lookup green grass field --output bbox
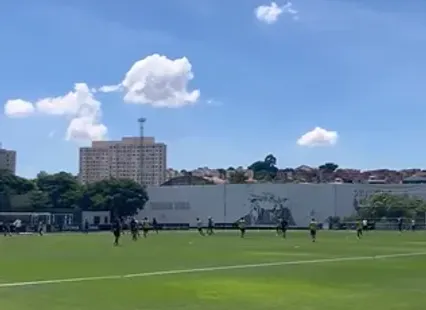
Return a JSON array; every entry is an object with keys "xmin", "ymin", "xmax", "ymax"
[{"xmin": 1, "ymin": 230, "xmax": 425, "ymax": 310}]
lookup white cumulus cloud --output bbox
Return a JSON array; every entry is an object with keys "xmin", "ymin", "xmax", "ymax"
[
  {"xmin": 66, "ymin": 116, "xmax": 107, "ymax": 142},
  {"xmin": 4, "ymin": 99, "xmax": 35, "ymax": 118},
  {"xmin": 99, "ymin": 54, "xmax": 200, "ymax": 107},
  {"xmin": 255, "ymin": 2, "xmax": 299, "ymax": 24},
  {"xmin": 297, "ymin": 127, "xmax": 338, "ymax": 147},
  {"xmin": 36, "ymin": 83, "xmax": 107, "ymax": 141},
  {"xmin": 3, "ymin": 83, "xmax": 107, "ymax": 142}
]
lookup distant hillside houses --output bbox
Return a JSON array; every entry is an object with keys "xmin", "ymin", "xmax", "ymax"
[{"xmin": 164, "ymin": 166, "xmax": 426, "ymax": 185}]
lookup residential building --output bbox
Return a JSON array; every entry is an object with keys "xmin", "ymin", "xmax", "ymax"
[
  {"xmin": 165, "ymin": 167, "xmax": 254, "ymax": 183},
  {"xmin": 79, "ymin": 137, "xmax": 166, "ymax": 186},
  {"xmin": 0, "ymin": 144, "xmax": 16, "ymax": 174}
]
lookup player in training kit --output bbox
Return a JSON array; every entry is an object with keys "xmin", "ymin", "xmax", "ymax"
[
  {"xmin": 411, "ymin": 219, "xmax": 416, "ymax": 231},
  {"xmin": 356, "ymin": 220, "xmax": 363, "ymax": 239},
  {"xmin": 142, "ymin": 217, "xmax": 150, "ymax": 238},
  {"xmin": 152, "ymin": 218, "xmax": 159, "ymax": 234},
  {"xmin": 309, "ymin": 218, "xmax": 317, "ymax": 242},
  {"xmin": 37, "ymin": 221, "xmax": 44, "ymax": 236},
  {"xmin": 362, "ymin": 219, "xmax": 368, "ymax": 232},
  {"xmin": 238, "ymin": 217, "xmax": 246, "ymax": 238},
  {"xmin": 397, "ymin": 217, "xmax": 403, "ymax": 233},
  {"xmin": 276, "ymin": 219, "xmax": 282, "ymax": 236},
  {"xmin": 112, "ymin": 219, "xmax": 122, "ymax": 246},
  {"xmin": 207, "ymin": 217, "xmax": 214, "ymax": 236},
  {"xmin": 280, "ymin": 218, "xmax": 288, "ymax": 238},
  {"xmin": 196, "ymin": 218, "xmax": 205, "ymax": 236},
  {"xmin": 84, "ymin": 220, "xmax": 89, "ymax": 234},
  {"xmin": 2, "ymin": 222, "xmax": 12, "ymax": 237},
  {"xmin": 130, "ymin": 218, "xmax": 139, "ymax": 241}
]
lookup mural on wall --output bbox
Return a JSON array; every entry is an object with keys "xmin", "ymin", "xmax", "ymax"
[
  {"xmin": 243, "ymin": 192, "xmax": 295, "ymax": 225},
  {"xmin": 144, "ymin": 184, "xmax": 426, "ymax": 226}
]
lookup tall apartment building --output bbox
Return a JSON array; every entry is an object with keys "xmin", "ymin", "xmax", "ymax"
[
  {"xmin": 79, "ymin": 137, "xmax": 167, "ymax": 186},
  {"xmin": 0, "ymin": 144, "xmax": 16, "ymax": 175}
]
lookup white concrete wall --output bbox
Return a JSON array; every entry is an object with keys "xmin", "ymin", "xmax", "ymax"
[
  {"xmin": 138, "ymin": 183, "xmax": 426, "ymax": 227},
  {"xmin": 82, "ymin": 211, "xmax": 111, "ymax": 226}
]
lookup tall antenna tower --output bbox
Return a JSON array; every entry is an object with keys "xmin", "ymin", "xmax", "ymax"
[{"xmin": 138, "ymin": 117, "xmax": 146, "ymax": 186}]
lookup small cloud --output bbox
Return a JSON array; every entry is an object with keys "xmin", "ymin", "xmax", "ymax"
[
  {"xmin": 4, "ymin": 99, "xmax": 35, "ymax": 117},
  {"xmin": 255, "ymin": 2, "xmax": 299, "ymax": 24},
  {"xmin": 98, "ymin": 84, "xmax": 121, "ymax": 93},
  {"xmin": 297, "ymin": 127, "xmax": 338, "ymax": 147},
  {"xmin": 206, "ymin": 99, "xmax": 223, "ymax": 106}
]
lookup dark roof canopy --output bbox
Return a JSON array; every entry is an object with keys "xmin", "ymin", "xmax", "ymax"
[
  {"xmin": 403, "ymin": 176, "xmax": 426, "ymax": 183},
  {"xmin": 160, "ymin": 175, "xmax": 215, "ymax": 186}
]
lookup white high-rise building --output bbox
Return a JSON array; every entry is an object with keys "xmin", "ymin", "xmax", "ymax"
[
  {"xmin": 79, "ymin": 137, "xmax": 167, "ymax": 186},
  {"xmin": 0, "ymin": 144, "xmax": 16, "ymax": 175}
]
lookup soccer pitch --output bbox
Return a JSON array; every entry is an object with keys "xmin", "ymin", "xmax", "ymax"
[{"xmin": 1, "ymin": 230, "xmax": 425, "ymax": 310}]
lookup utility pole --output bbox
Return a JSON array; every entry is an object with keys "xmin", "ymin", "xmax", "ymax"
[{"xmin": 138, "ymin": 118, "xmax": 146, "ymax": 186}]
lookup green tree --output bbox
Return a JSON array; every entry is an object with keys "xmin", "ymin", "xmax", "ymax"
[
  {"xmin": 28, "ymin": 190, "xmax": 50, "ymax": 210},
  {"xmin": 360, "ymin": 192, "xmax": 426, "ymax": 219},
  {"xmin": 319, "ymin": 162, "xmax": 339, "ymax": 173},
  {"xmin": 248, "ymin": 154, "xmax": 278, "ymax": 181},
  {"xmin": 0, "ymin": 170, "xmax": 35, "ymax": 210},
  {"xmin": 228, "ymin": 171, "xmax": 248, "ymax": 184},
  {"xmin": 0, "ymin": 169, "xmax": 35, "ymax": 194},
  {"xmin": 217, "ymin": 168, "xmax": 227, "ymax": 179},
  {"xmin": 35, "ymin": 172, "xmax": 82, "ymax": 209},
  {"xmin": 85, "ymin": 178, "xmax": 148, "ymax": 218},
  {"xmin": 318, "ymin": 162, "xmax": 339, "ymax": 182}
]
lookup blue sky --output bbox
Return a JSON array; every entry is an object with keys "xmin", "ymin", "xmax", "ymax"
[{"xmin": 1, "ymin": 0, "xmax": 426, "ymax": 178}]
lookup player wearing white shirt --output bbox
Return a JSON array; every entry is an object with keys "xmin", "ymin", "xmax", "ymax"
[
  {"xmin": 362, "ymin": 219, "xmax": 368, "ymax": 231},
  {"xmin": 411, "ymin": 219, "xmax": 416, "ymax": 231},
  {"xmin": 196, "ymin": 218, "xmax": 205, "ymax": 236}
]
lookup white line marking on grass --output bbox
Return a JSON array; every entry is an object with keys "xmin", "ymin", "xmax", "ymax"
[{"xmin": 1, "ymin": 251, "xmax": 425, "ymax": 289}]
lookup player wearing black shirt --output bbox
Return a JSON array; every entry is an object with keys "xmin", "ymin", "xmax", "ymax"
[
  {"xmin": 276, "ymin": 219, "xmax": 282, "ymax": 236},
  {"xmin": 84, "ymin": 220, "xmax": 89, "ymax": 234},
  {"xmin": 309, "ymin": 219, "xmax": 317, "ymax": 242},
  {"xmin": 356, "ymin": 220, "xmax": 363, "ymax": 239},
  {"xmin": 112, "ymin": 219, "xmax": 122, "ymax": 246},
  {"xmin": 397, "ymin": 217, "xmax": 403, "ymax": 233},
  {"xmin": 280, "ymin": 219, "xmax": 288, "ymax": 239},
  {"xmin": 130, "ymin": 218, "xmax": 138, "ymax": 241},
  {"xmin": 207, "ymin": 217, "xmax": 214, "ymax": 236},
  {"xmin": 238, "ymin": 218, "xmax": 246, "ymax": 238},
  {"xmin": 152, "ymin": 218, "xmax": 159, "ymax": 234},
  {"xmin": 3, "ymin": 222, "xmax": 11, "ymax": 237}
]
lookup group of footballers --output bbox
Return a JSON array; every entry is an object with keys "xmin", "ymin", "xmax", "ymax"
[
  {"xmin": 354, "ymin": 217, "xmax": 417, "ymax": 239},
  {"xmin": 2, "ymin": 220, "xmax": 45, "ymax": 237},
  {"xmin": 109, "ymin": 215, "xmax": 321, "ymax": 246},
  {"xmin": 111, "ymin": 217, "xmax": 159, "ymax": 246},
  {"xmin": 2, "ymin": 215, "xmax": 417, "ymax": 246},
  {"xmin": 110, "ymin": 215, "xmax": 421, "ymax": 246}
]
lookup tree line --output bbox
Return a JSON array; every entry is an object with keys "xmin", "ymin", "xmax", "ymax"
[
  {"xmin": 0, "ymin": 170, "xmax": 148, "ymax": 217},
  {"xmin": 359, "ymin": 192, "xmax": 426, "ymax": 220}
]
